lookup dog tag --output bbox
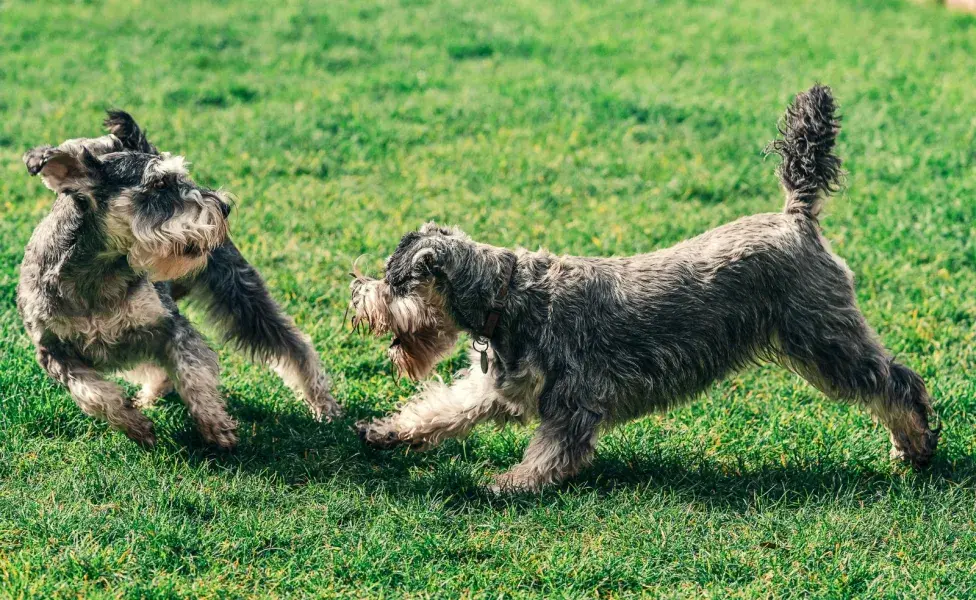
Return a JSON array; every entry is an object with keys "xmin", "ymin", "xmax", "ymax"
[{"xmin": 472, "ymin": 338, "xmax": 489, "ymax": 374}]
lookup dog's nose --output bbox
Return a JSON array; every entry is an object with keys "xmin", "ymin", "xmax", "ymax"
[{"xmin": 219, "ymin": 202, "xmax": 231, "ymax": 218}]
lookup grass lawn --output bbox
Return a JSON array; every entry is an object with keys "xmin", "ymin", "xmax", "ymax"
[{"xmin": 2, "ymin": 0, "xmax": 975, "ymax": 597}]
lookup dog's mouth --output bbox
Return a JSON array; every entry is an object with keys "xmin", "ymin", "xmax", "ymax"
[
  {"xmin": 349, "ymin": 275, "xmax": 461, "ymax": 380},
  {"xmin": 182, "ymin": 242, "xmax": 203, "ymax": 257},
  {"xmin": 384, "ymin": 331, "xmax": 414, "ymax": 361}
]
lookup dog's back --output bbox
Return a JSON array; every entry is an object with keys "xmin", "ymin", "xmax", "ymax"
[
  {"xmin": 534, "ymin": 86, "xmax": 850, "ymax": 419},
  {"xmin": 17, "ymin": 194, "xmax": 88, "ymax": 337}
]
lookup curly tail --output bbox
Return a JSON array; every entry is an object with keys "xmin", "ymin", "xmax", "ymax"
[{"xmin": 765, "ymin": 84, "xmax": 843, "ymax": 218}]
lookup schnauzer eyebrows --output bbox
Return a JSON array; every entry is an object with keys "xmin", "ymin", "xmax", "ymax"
[
  {"xmin": 146, "ymin": 155, "xmax": 189, "ymax": 180},
  {"xmin": 132, "ymin": 185, "xmax": 191, "ymax": 227}
]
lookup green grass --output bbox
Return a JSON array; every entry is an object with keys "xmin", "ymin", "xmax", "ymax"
[{"xmin": 1, "ymin": 0, "xmax": 975, "ymax": 597}]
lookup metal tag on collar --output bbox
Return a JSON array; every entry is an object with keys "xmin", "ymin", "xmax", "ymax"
[{"xmin": 472, "ymin": 337, "xmax": 489, "ymax": 374}]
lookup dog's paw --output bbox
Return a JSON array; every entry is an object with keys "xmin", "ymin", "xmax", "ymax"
[
  {"xmin": 890, "ymin": 426, "xmax": 940, "ymax": 469},
  {"xmin": 488, "ymin": 471, "xmax": 544, "ymax": 495},
  {"xmin": 132, "ymin": 392, "xmax": 158, "ymax": 410},
  {"xmin": 132, "ymin": 382, "xmax": 172, "ymax": 410},
  {"xmin": 311, "ymin": 393, "xmax": 343, "ymax": 423},
  {"xmin": 123, "ymin": 417, "xmax": 157, "ymax": 449},
  {"xmin": 197, "ymin": 419, "xmax": 239, "ymax": 450},
  {"xmin": 355, "ymin": 418, "xmax": 404, "ymax": 449}
]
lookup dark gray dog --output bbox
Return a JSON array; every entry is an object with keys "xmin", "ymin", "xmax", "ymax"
[
  {"xmin": 351, "ymin": 85, "xmax": 939, "ymax": 492},
  {"xmin": 18, "ymin": 112, "xmax": 340, "ymax": 448}
]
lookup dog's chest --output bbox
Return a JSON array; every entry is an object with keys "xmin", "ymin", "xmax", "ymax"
[{"xmin": 47, "ymin": 282, "xmax": 169, "ymax": 350}]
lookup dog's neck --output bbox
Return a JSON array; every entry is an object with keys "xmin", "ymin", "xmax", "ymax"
[
  {"xmin": 44, "ymin": 193, "xmax": 145, "ymax": 313},
  {"xmin": 441, "ymin": 244, "xmax": 518, "ymax": 339}
]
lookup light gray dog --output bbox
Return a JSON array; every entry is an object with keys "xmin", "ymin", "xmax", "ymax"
[
  {"xmin": 350, "ymin": 85, "xmax": 940, "ymax": 492},
  {"xmin": 18, "ymin": 112, "xmax": 340, "ymax": 448}
]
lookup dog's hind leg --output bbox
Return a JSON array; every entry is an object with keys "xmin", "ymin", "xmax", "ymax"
[
  {"xmin": 181, "ymin": 240, "xmax": 341, "ymax": 421},
  {"xmin": 37, "ymin": 344, "xmax": 156, "ymax": 446},
  {"xmin": 491, "ymin": 385, "xmax": 603, "ymax": 493},
  {"xmin": 778, "ymin": 294, "xmax": 939, "ymax": 468},
  {"xmin": 121, "ymin": 363, "xmax": 173, "ymax": 409},
  {"xmin": 160, "ymin": 317, "xmax": 238, "ymax": 449}
]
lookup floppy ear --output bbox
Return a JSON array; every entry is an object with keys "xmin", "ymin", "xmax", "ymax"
[
  {"xmin": 385, "ymin": 231, "xmax": 450, "ymax": 294},
  {"xmin": 409, "ymin": 222, "xmax": 467, "ymax": 277},
  {"xmin": 23, "ymin": 146, "xmax": 102, "ymax": 193},
  {"xmin": 410, "ymin": 247, "xmax": 437, "ymax": 273},
  {"xmin": 104, "ymin": 109, "xmax": 159, "ymax": 155}
]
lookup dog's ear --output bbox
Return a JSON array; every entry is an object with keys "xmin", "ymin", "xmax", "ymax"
[
  {"xmin": 411, "ymin": 222, "xmax": 469, "ymax": 275},
  {"xmin": 23, "ymin": 146, "xmax": 103, "ymax": 193},
  {"xmin": 104, "ymin": 109, "xmax": 159, "ymax": 155},
  {"xmin": 410, "ymin": 246, "xmax": 438, "ymax": 274},
  {"xmin": 385, "ymin": 230, "xmax": 448, "ymax": 294}
]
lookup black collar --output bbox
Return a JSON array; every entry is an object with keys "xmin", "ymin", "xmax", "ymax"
[{"xmin": 477, "ymin": 257, "xmax": 516, "ymax": 342}]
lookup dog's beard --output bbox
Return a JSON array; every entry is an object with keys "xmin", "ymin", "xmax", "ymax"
[
  {"xmin": 389, "ymin": 326, "xmax": 460, "ymax": 380},
  {"xmin": 109, "ymin": 196, "xmax": 228, "ymax": 281},
  {"xmin": 127, "ymin": 235, "xmax": 219, "ymax": 282},
  {"xmin": 350, "ymin": 277, "xmax": 459, "ymax": 380},
  {"xmin": 137, "ymin": 251, "xmax": 210, "ymax": 282}
]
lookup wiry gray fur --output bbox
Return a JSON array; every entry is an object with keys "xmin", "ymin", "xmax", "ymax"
[
  {"xmin": 766, "ymin": 84, "xmax": 844, "ymax": 217},
  {"xmin": 18, "ymin": 112, "xmax": 339, "ymax": 448},
  {"xmin": 352, "ymin": 86, "xmax": 940, "ymax": 492}
]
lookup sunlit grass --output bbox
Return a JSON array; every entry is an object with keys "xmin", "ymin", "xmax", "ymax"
[{"xmin": 1, "ymin": 0, "xmax": 975, "ymax": 597}]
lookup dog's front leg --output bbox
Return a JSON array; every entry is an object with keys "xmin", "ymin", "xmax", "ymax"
[
  {"xmin": 160, "ymin": 317, "xmax": 238, "ymax": 449},
  {"xmin": 36, "ymin": 344, "xmax": 156, "ymax": 446},
  {"xmin": 357, "ymin": 360, "xmax": 512, "ymax": 451},
  {"xmin": 182, "ymin": 240, "xmax": 341, "ymax": 422}
]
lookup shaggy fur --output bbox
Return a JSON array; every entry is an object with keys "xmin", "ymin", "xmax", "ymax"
[
  {"xmin": 351, "ymin": 85, "xmax": 940, "ymax": 492},
  {"xmin": 18, "ymin": 112, "xmax": 340, "ymax": 448}
]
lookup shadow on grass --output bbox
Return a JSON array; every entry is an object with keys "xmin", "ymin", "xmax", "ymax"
[
  {"xmin": 160, "ymin": 397, "xmax": 976, "ymax": 514},
  {"xmin": 19, "ymin": 391, "xmax": 975, "ymax": 513}
]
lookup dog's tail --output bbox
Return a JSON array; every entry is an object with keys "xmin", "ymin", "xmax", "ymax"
[{"xmin": 765, "ymin": 84, "xmax": 843, "ymax": 218}]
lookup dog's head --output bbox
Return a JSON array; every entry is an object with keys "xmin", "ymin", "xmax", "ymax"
[
  {"xmin": 349, "ymin": 272, "xmax": 461, "ymax": 380},
  {"xmin": 349, "ymin": 223, "xmax": 472, "ymax": 379},
  {"xmin": 384, "ymin": 222, "xmax": 476, "ymax": 297},
  {"xmin": 350, "ymin": 222, "xmax": 515, "ymax": 379},
  {"xmin": 23, "ymin": 111, "xmax": 231, "ymax": 281}
]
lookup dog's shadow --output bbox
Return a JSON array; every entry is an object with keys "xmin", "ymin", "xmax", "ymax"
[
  {"xmin": 170, "ymin": 398, "xmax": 976, "ymax": 514},
  {"xmin": 24, "ymin": 390, "xmax": 975, "ymax": 512}
]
